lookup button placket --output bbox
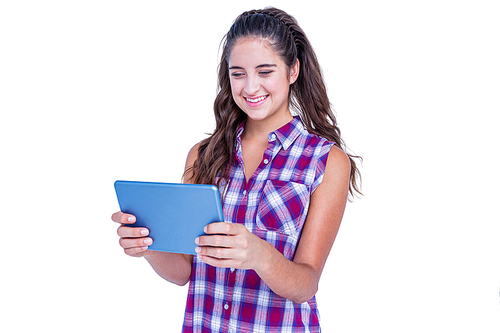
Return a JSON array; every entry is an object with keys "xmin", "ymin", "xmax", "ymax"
[{"xmin": 262, "ymin": 146, "xmax": 273, "ymax": 166}]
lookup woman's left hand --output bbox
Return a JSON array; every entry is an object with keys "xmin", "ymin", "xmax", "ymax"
[{"xmin": 195, "ymin": 222, "xmax": 270, "ymax": 271}]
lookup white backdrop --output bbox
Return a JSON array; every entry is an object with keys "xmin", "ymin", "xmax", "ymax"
[{"xmin": 1, "ymin": 1, "xmax": 499, "ymax": 332}]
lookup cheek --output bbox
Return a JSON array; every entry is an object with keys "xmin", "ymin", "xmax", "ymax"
[
  {"xmin": 267, "ymin": 76, "xmax": 288, "ymax": 95},
  {"xmin": 229, "ymin": 83, "xmax": 243, "ymax": 110},
  {"xmin": 229, "ymin": 80, "xmax": 237, "ymax": 94},
  {"xmin": 230, "ymin": 81, "xmax": 244, "ymax": 102}
]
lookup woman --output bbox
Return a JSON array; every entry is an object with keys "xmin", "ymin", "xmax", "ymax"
[{"xmin": 113, "ymin": 7, "xmax": 361, "ymax": 332}]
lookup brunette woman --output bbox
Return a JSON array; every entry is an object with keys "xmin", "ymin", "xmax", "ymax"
[{"xmin": 113, "ymin": 7, "xmax": 361, "ymax": 332}]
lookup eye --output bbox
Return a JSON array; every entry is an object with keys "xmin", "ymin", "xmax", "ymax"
[
  {"xmin": 259, "ymin": 71, "xmax": 273, "ymax": 75},
  {"xmin": 231, "ymin": 72, "xmax": 245, "ymax": 78}
]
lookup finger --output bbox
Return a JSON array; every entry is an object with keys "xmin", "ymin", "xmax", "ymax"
[
  {"xmin": 204, "ymin": 222, "xmax": 240, "ymax": 235},
  {"xmin": 195, "ymin": 234, "xmax": 231, "ymax": 248},
  {"xmin": 119, "ymin": 237, "xmax": 153, "ymax": 250},
  {"xmin": 111, "ymin": 211, "xmax": 137, "ymax": 224},
  {"xmin": 124, "ymin": 246, "xmax": 150, "ymax": 257},
  {"xmin": 195, "ymin": 245, "xmax": 237, "ymax": 260},
  {"xmin": 197, "ymin": 254, "xmax": 233, "ymax": 267},
  {"xmin": 117, "ymin": 226, "xmax": 149, "ymax": 238}
]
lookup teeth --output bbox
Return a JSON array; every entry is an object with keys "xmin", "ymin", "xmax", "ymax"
[{"xmin": 246, "ymin": 96, "xmax": 267, "ymax": 103}]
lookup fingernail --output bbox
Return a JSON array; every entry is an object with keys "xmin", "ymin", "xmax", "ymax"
[
  {"xmin": 128, "ymin": 216, "xmax": 136, "ymax": 223},
  {"xmin": 195, "ymin": 237, "xmax": 199, "ymax": 244},
  {"xmin": 195, "ymin": 247, "xmax": 201, "ymax": 253},
  {"xmin": 144, "ymin": 238, "xmax": 152, "ymax": 245},
  {"xmin": 141, "ymin": 229, "xmax": 148, "ymax": 236},
  {"xmin": 204, "ymin": 226, "xmax": 208, "ymax": 233},
  {"xmin": 141, "ymin": 246, "xmax": 148, "ymax": 250}
]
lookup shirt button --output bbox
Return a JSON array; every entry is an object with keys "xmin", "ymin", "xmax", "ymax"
[
  {"xmin": 242, "ymin": 190, "xmax": 247, "ymax": 195},
  {"xmin": 230, "ymin": 267, "xmax": 235, "ymax": 273},
  {"xmin": 263, "ymin": 159, "xmax": 269, "ymax": 164},
  {"xmin": 224, "ymin": 303, "xmax": 229, "ymax": 310}
]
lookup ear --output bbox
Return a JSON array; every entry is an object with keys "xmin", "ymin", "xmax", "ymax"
[{"xmin": 289, "ymin": 58, "xmax": 300, "ymax": 84}]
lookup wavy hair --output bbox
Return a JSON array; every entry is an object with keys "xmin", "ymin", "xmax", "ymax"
[{"xmin": 186, "ymin": 7, "xmax": 362, "ymax": 198}]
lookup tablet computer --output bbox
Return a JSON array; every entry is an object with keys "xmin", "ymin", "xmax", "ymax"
[{"xmin": 114, "ymin": 180, "xmax": 224, "ymax": 255}]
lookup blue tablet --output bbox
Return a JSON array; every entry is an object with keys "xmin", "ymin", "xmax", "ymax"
[{"xmin": 114, "ymin": 180, "xmax": 224, "ymax": 255}]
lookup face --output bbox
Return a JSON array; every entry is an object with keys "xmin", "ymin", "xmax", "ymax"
[{"xmin": 228, "ymin": 38, "xmax": 299, "ymax": 126}]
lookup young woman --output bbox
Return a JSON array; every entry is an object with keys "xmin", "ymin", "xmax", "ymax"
[{"xmin": 112, "ymin": 7, "xmax": 361, "ymax": 332}]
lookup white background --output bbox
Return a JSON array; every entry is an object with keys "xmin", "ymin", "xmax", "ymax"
[{"xmin": 1, "ymin": 0, "xmax": 499, "ymax": 332}]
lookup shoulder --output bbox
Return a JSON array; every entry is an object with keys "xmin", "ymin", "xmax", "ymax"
[
  {"xmin": 327, "ymin": 145, "xmax": 350, "ymax": 167},
  {"xmin": 323, "ymin": 145, "xmax": 351, "ymax": 186},
  {"xmin": 297, "ymin": 123, "xmax": 334, "ymax": 155},
  {"xmin": 183, "ymin": 142, "xmax": 202, "ymax": 183},
  {"xmin": 300, "ymin": 125, "xmax": 346, "ymax": 169},
  {"xmin": 186, "ymin": 142, "xmax": 201, "ymax": 165}
]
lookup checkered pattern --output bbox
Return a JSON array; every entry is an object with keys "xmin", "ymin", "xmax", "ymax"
[{"xmin": 182, "ymin": 117, "xmax": 334, "ymax": 332}]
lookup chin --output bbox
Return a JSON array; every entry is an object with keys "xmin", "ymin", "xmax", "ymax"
[{"xmin": 243, "ymin": 112, "xmax": 271, "ymax": 122}]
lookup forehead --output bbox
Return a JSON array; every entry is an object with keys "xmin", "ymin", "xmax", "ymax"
[{"xmin": 228, "ymin": 38, "xmax": 283, "ymax": 67}]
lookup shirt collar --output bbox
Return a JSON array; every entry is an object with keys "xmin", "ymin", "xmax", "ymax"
[
  {"xmin": 271, "ymin": 116, "xmax": 304, "ymax": 150},
  {"xmin": 236, "ymin": 116, "xmax": 304, "ymax": 151},
  {"xmin": 236, "ymin": 120, "xmax": 245, "ymax": 139}
]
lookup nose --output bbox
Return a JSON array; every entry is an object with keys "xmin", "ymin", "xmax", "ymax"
[{"xmin": 244, "ymin": 74, "xmax": 260, "ymax": 95}]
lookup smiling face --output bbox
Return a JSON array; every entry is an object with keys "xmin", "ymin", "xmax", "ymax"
[{"xmin": 228, "ymin": 38, "xmax": 299, "ymax": 128}]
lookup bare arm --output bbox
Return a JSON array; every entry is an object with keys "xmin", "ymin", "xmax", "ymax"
[
  {"xmin": 258, "ymin": 146, "xmax": 350, "ymax": 301},
  {"xmin": 195, "ymin": 146, "xmax": 350, "ymax": 303},
  {"xmin": 112, "ymin": 144, "xmax": 201, "ymax": 286}
]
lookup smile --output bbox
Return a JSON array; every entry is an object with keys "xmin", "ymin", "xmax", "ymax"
[{"xmin": 245, "ymin": 95, "xmax": 268, "ymax": 103}]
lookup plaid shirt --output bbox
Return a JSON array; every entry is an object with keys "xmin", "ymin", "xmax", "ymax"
[{"xmin": 182, "ymin": 117, "xmax": 334, "ymax": 332}]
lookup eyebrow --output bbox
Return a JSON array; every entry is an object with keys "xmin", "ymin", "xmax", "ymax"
[{"xmin": 228, "ymin": 64, "xmax": 277, "ymax": 70}]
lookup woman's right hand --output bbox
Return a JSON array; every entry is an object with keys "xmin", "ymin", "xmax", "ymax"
[{"xmin": 112, "ymin": 211, "xmax": 153, "ymax": 257}]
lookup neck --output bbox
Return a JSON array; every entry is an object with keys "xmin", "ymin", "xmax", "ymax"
[{"xmin": 242, "ymin": 112, "xmax": 293, "ymax": 142}]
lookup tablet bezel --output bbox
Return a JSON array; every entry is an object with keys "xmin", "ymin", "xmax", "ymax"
[{"xmin": 114, "ymin": 180, "xmax": 224, "ymax": 255}]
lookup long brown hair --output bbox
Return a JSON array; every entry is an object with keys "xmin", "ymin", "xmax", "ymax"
[{"xmin": 186, "ymin": 7, "xmax": 362, "ymax": 198}]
